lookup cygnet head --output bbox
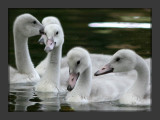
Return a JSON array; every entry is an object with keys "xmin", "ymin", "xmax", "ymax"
[
  {"xmin": 66, "ymin": 47, "xmax": 92, "ymax": 91},
  {"xmin": 14, "ymin": 13, "xmax": 44, "ymax": 37},
  {"xmin": 94, "ymin": 49, "xmax": 137, "ymax": 76},
  {"xmin": 42, "ymin": 16, "xmax": 61, "ymax": 26},
  {"xmin": 38, "ymin": 16, "xmax": 61, "ymax": 44},
  {"xmin": 43, "ymin": 24, "xmax": 64, "ymax": 53}
]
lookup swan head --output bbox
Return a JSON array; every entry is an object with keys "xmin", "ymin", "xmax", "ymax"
[
  {"xmin": 94, "ymin": 49, "xmax": 137, "ymax": 76},
  {"xmin": 38, "ymin": 16, "xmax": 61, "ymax": 44},
  {"xmin": 13, "ymin": 13, "xmax": 44, "ymax": 37},
  {"xmin": 43, "ymin": 24, "xmax": 64, "ymax": 53},
  {"xmin": 66, "ymin": 47, "xmax": 91, "ymax": 91},
  {"xmin": 42, "ymin": 16, "xmax": 61, "ymax": 26}
]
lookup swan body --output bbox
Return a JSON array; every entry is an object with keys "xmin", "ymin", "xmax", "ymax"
[
  {"xmin": 65, "ymin": 47, "xmax": 138, "ymax": 103},
  {"xmin": 36, "ymin": 53, "xmax": 151, "ymax": 81},
  {"xmin": 35, "ymin": 23, "xmax": 64, "ymax": 92},
  {"xmin": 9, "ymin": 13, "xmax": 44, "ymax": 84},
  {"xmin": 95, "ymin": 49, "xmax": 151, "ymax": 106}
]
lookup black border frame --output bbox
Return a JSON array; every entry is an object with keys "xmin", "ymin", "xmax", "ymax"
[{"xmin": 1, "ymin": 0, "xmax": 158, "ymax": 119}]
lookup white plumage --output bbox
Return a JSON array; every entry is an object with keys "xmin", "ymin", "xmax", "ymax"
[
  {"xmin": 95, "ymin": 49, "xmax": 151, "ymax": 106},
  {"xmin": 35, "ymin": 20, "xmax": 64, "ymax": 92},
  {"xmin": 9, "ymin": 13, "xmax": 44, "ymax": 85},
  {"xmin": 65, "ymin": 47, "xmax": 137, "ymax": 103}
]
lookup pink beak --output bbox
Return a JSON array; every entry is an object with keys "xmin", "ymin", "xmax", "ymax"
[
  {"xmin": 44, "ymin": 39, "xmax": 55, "ymax": 53},
  {"xmin": 94, "ymin": 64, "xmax": 114, "ymax": 76},
  {"xmin": 67, "ymin": 73, "xmax": 80, "ymax": 91}
]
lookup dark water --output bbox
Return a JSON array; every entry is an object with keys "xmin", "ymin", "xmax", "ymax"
[{"xmin": 8, "ymin": 8, "xmax": 151, "ymax": 112}]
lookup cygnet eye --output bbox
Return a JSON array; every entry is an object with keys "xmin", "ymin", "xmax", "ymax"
[
  {"xmin": 115, "ymin": 57, "xmax": 120, "ymax": 62},
  {"xmin": 77, "ymin": 60, "xmax": 80, "ymax": 65},
  {"xmin": 33, "ymin": 20, "xmax": 37, "ymax": 24},
  {"xmin": 56, "ymin": 31, "xmax": 58, "ymax": 35}
]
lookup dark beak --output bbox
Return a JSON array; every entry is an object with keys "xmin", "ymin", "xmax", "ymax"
[
  {"xmin": 39, "ymin": 27, "xmax": 44, "ymax": 35},
  {"xmin": 38, "ymin": 36, "xmax": 44, "ymax": 45},
  {"xmin": 67, "ymin": 85, "xmax": 73, "ymax": 91}
]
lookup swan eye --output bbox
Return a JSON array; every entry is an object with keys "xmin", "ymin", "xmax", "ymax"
[
  {"xmin": 44, "ymin": 32, "xmax": 46, "ymax": 35},
  {"xmin": 116, "ymin": 57, "xmax": 120, "ymax": 62},
  {"xmin": 56, "ymin": 31, "xmax": 59, "ymax": 35},
  {"xmin": 77, "ymin": 60, "xmax": 80, "ymax": 65},
  {"xmin": 33, "ymin": 21, "xmax": 37, "ymax": 24}
]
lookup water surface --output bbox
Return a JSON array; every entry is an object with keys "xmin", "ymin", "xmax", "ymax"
[{"xmin": 9, "ymin": 84, "xmax": 150, "ymax": 112}]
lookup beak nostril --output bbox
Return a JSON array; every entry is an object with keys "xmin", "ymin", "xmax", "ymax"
[{"xmin": 102, "ymin": 68, "xmax": 105, "ymax": 70}]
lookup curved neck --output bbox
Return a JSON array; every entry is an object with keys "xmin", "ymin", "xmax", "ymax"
[
  {"xmin": 72, "ymin": 65, "xmax": 92, "ymax": 98},
  {"xmin": 42, "ymin": 45, "xmax": 62, "ymax": 88},
  {"xmin": 127, "ymin": 55, "xmax": 149, "ymax": 98},
  {"xmin": 14, "ymin": 28, "xmax": 35, "ymax": 74}
]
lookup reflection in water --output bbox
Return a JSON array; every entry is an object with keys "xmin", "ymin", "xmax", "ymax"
[
  {"xmin": 35, "ymin": 92, "xmax": 60, "ymax": 111},
  {"xmin": 9, "ymin": 84, "xmax": 150, "ymax": 112},
  {"xmin": 67, "ymin": 101, "xmax": 150, "ymax": 111},
  {"xmin": 27, "ymin": 103, "xmax": 43, "ymax": 112},
  {"xmin": 88, "ymin": 22, "xmax": 151, "ymax": 29},
  {"xmin": 11, "ymin": 85, "xmax": 35, "ymax": 111},
  {"xmin": 8, "ymin": 93, "xmax": 16, "ymax": 112}
]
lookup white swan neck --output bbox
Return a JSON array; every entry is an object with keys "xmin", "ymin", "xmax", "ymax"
[
  {"xmin": 49, "ymin": 45, "xmax": 62, "ymax": 64},
  {"xmin": 73, "ymin": 65, "xmax": 92, "ymax": 98},
  {"xmin": 42, "ymin": 45, "xmax": 62, "ymax": 87},
  {"xmin": 127, "ymin": 55, "xmax": 149, "ymax": 98},
  {"xmin": 14, "ymin": 29, "xmax": 35, "ymax": 74}
]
